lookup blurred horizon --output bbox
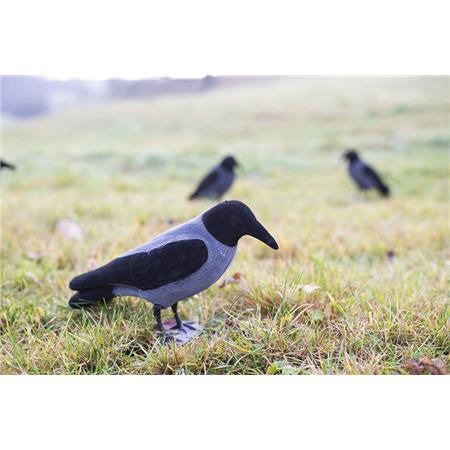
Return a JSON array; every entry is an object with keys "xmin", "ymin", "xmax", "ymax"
[
  {"xmin": 1, "ymin": 75, "xmax": 278, "ymax": 119},
  {"xmin": 4, "ymin": 76, "xmax": 446, "ymax": 121}
]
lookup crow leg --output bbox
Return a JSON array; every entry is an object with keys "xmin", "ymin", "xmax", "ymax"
[
  {"xmin": 171, "ymin": 303, "xmax": 182, "ymax": 329},
  {"xmin": 153, "ymin": 305, "xmax": 164, "ymax": 333}
]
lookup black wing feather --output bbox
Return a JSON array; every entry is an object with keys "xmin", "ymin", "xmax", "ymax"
[
  {"xmin": 363, "ymin": 165, "xmax": 390, "ymax": 196},
  {"xmin": 189, "ymin": 169, "xmax": 219, "ymax": 199},
  {"xmin": 70, "ymin": 239, "xmax": 208, "ymax": 291}
]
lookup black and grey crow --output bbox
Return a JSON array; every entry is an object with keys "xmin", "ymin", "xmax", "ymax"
[
  {"xmin": 69, "ymin": 200, "xmax": 278, "ymax": 333},
  {"xmin": 189, "ymin": 156, "xmax": 238, "ymax": 200},
  {"xmin": 343, "ymin": 150, "xmax": 390, "ymax": 197},
  {"xmin": 0, "ymin": 159, "xmax": 16, "ymax": 171}
]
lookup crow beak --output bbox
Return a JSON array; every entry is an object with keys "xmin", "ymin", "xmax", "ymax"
[{"xmin": 248, "ymin": 220, "xmax": 279, "ymax": 250}]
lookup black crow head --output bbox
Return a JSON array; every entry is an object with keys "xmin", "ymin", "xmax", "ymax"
[
  {"xmin": 220, "ymin": 156, "xmax": 238, "ymax": 171},
  {"xmin": 202, "ymin": 200, "xmax": 279, "ymax": 249},
  {"xmin": 343, "ymin": 150, "xmax": 359, "ymax": 162}
]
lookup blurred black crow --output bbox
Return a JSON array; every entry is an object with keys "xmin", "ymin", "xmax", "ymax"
[
  {"xmin": 343, "ymin": 150, "xmax": 390, "ymax": 197},
  {"xmin": 0, "ymin": 159, "xmax": 16, "ymax": 171},
  {"xmin": 189, "ymin": 156, "xmax": 238, "ymax": 200}
]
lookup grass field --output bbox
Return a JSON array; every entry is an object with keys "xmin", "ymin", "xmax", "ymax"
[{"xmin": 1, "ymin": 77, "xmax": 449, "ymax": 374}]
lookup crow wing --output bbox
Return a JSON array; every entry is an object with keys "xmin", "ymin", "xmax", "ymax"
[
  {"xmin": 69, "ymin": 239, "xmax": 208, "ymax": 291},
  {"xmin": 190, "ymin": 169, "xmax": 219, "ymax": 199},
  {"xmin": 363, "ymin": 165, "xmax": 390, "ymax": 194}
]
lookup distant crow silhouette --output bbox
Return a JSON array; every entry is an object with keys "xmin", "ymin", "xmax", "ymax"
[
  {"xmin": 343, "ymin": 150, "xmax": 390, "ymax": 197},
  {"xmin": 189, "ymin": 156, "xmax": 238, "ymax": 200},
  {"xmin": 0, "ymin": 159, "xmax": 16, "ymax": 171}
]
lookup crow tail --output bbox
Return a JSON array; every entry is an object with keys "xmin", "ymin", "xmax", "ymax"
[
  {"xmin": 379, "ymin": 183, "xmax": 390, "ymax": 197},
  {"xmin": 69, "ymin": 287, "xmax": 115, "ymax": 309}
]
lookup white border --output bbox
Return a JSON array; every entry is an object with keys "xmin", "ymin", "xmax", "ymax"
[
  {"xmin": 1, "ymin": 0, "xmax": 449, "ymax": 76},
  {"xmin": 0, "ymin": 376, "xmax": 448, "ymax": 449}
]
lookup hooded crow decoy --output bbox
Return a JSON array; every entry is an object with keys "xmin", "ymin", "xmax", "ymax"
[
  {"xmin": 69, "ymin": 200, "xmax": 278, "ymax": 335},
  {"xmin": 343, "ymin": 150, "xmax": 390, "ymax": 197},
  {"xmin": 189, "ymin": 156, "xmax": 238, "ymax": 200}
]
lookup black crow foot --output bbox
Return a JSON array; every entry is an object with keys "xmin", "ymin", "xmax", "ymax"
[
  {"xmin": 155, "ymin": 320, "xmax": 203, "ymax": 345},
  {"xmin": 179, "ymin": 321, "xmax": 200, "ymax": 332}
]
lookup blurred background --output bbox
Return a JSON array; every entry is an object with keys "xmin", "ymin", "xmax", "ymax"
[{"xmin": 1, "ymin": 76, "xmax": 267, "ymax": 118}]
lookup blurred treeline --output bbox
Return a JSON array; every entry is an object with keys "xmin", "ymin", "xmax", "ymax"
[{"xmin": 0, "ymin": 75, "xmax": 272, "ymax": 119}]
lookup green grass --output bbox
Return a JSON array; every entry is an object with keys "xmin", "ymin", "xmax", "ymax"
[{"xmin": 1, "ymin": 77, "xmax": 449, "ymax": 374}]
